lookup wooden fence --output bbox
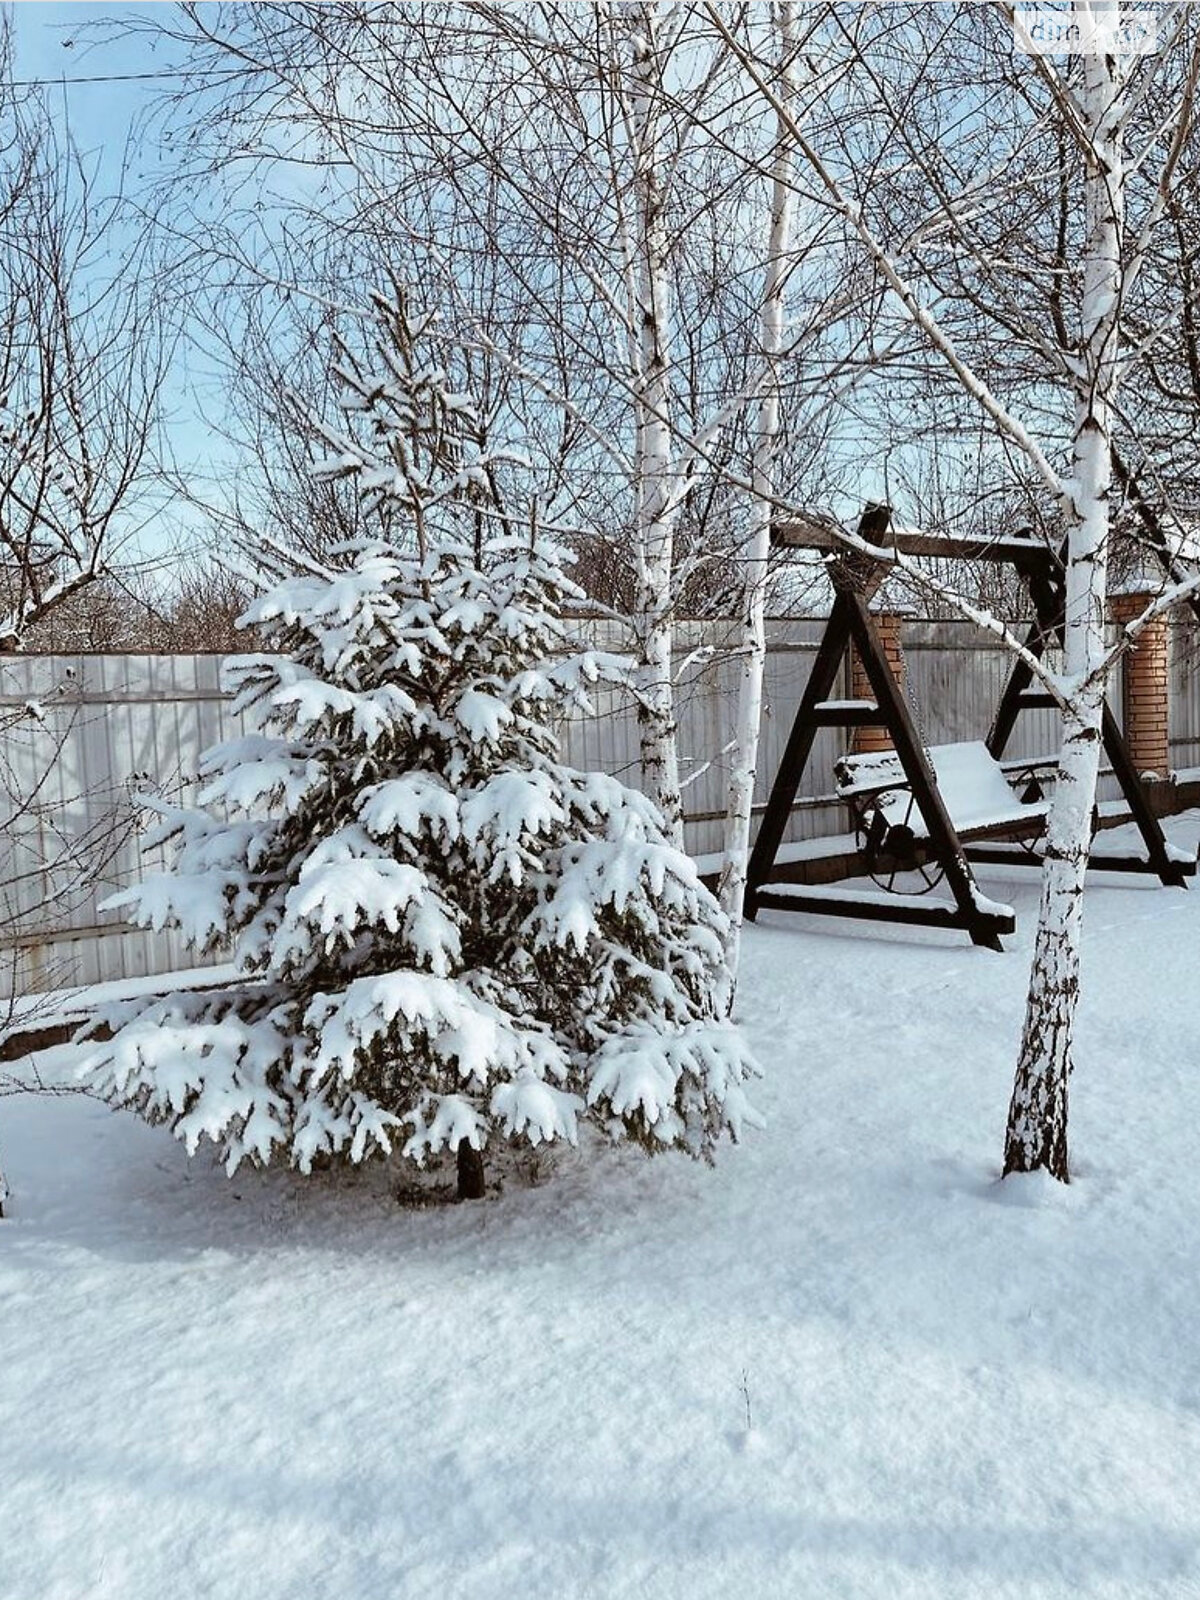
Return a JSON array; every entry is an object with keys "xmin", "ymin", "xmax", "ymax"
[{"xmin": 4, "ymin": 618, "xmax": 1200, "ymax": 998}]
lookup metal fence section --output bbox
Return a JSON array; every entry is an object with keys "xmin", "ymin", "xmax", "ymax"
[
  {"xmin": 574, "ymin": 619, "xmax": 840, "ymax": 862},
  {"xmin": 1, "ymin": 654, "xmax": 246, "ymax": 999},
  {"xmin": 1, "ymin": 618, "xmax": 1194, "ymax": 997},
  {"xmin": 1169, "ymin": 622, "xmax": 1200, "ymax": 774}
]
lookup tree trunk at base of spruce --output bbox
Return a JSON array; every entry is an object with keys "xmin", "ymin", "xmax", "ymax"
[{"xmin": 457, "ymin": 1141, "xmax": 486, "ymax": 1201}]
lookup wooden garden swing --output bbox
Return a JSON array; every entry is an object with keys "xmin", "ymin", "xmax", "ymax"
[{"xmin": 744, "ymin": 504, "xmax": 1195, "ymax": 951}]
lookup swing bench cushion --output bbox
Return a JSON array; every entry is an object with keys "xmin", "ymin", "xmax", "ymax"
[{"xmin": 835, "ymin": 741, "xmax": 1049, "ymax": 843}]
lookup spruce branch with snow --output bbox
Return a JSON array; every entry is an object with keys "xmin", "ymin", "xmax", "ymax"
[{"xmin": 83, "ymin": 298, "xmax": 758, "ymax": 1198}]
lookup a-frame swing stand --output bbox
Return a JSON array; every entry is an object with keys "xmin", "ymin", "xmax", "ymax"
[{"xmin": 745, "ymin": 505, "xmax": 1192, "ymax": 950}]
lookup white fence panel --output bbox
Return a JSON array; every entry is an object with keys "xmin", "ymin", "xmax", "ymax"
[
  {"xmin": 1, "ymin": 654, "xmax": 250, "ymax": 998},
  {"xmin": 3, "ymin": 617, "xmax": 1198, "ymax": 998}
]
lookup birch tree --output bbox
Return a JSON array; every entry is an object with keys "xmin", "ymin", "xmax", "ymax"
[
  {"xmin": 141, "ymin": 0, "xmax": 734, "ymax": 843},
  {"xmin": 711, "ymin": 0, "xmax": 1200, "ymax": 1178},
  {"xmin": 716, "ymin": 0, "xmax": 797, "ymax": 967},
  {"xmin": 999, "ymin": 9, "xmax": 1126, "ymax": 1177},
  {"xmin": 120, "ymin": 2, "xmax": 857, "ymax": 862},
  {"xmin": 623, "ymin": 6, "xmax": 686, "ymax": 841}
]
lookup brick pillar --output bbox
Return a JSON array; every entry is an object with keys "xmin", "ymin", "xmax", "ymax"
[
  {"xmin": 851, "ymin": 611, "xmax": 906, "ymax": 754},
  {"xmin": 1110, "ymin": 588, "xmax": 1170, "ymax": 779}
]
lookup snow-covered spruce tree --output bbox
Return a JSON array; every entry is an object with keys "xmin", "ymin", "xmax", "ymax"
[{"xmin": 83, "ymin": 297, "xmax": 759, "ymax": 1199}]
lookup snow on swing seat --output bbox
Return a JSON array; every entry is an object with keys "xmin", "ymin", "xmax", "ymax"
[{"xmin": 835, "ymin": 740, "xmax": 1049, "ymax": 842}]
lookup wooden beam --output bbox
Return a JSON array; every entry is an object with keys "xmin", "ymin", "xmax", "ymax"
[
  {"xmin": 744, "ymin": 592, "xmax": 855, "ymax": 920},
  {"xmin": 754, "ymin": 884, "xmax": 1016, "ymax": 937},
  {"xmin": 841, "ymin": 587, "xmax": 1005, "ymax": 950},
  {"xmin": 965, "ymin": 842, "xmax": 1196, "ymax": 877},
  {"xmin": 987, "ymin": 557, "xmax": 1064, "ymax": 759},
  {"xmin": 1100, "ymin": 702, "xmax": 1190, "ymax": 888},
  {"xmin": 772, "ymin": 519, "xmax": 1058, "ymax": 567},
  {"xmin": 809, "ymin": 702, "xmax": 886, "ymax": 727}
]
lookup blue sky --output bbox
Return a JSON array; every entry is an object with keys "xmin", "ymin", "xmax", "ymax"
[
  {"xmin": 10, "ymin": 4, "xmax": 183, "ymax": 216},
  {"xmin": 10, "ymin": 3, "xmax": 232, "ymax": 564}
]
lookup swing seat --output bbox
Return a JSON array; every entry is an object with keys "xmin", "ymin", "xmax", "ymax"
[
  {"xmin": 835, "ymin": 741, "xmax": 1050, "ymax": 849},
  {"xmin": 747, "ymin": 503, "xmax": 1191, "ymax": 949}
]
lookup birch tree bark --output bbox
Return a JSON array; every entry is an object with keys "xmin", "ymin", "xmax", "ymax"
[
  {"xmin": 627, "ymin": 5, "xmax": 684, "ymax": 847},
  {"xmin": 717, "ymin": 0, "xmax": 797, "ymax": 970},
  {"xmin": 1003, "ymin": 3, "xmax": 1127, "ymax": 1180}
]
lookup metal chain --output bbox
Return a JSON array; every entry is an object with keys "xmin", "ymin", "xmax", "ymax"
[{"xmin": 897, "ymin": 627, "xmax": 935, "ymax": 770}]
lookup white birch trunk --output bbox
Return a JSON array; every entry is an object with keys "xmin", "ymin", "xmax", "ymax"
[
  {"xmin": 1004, "ymin": 5, "xmax": 1125, "ymax": 1181},
  {"xmin": 717, "ymin": 1, "xmax": 796, "ymax": 974},
  {"xmin": 628, "ymin": 7, "xmax": 684, "ymax": 848}
]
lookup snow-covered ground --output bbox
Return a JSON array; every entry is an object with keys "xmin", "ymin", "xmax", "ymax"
[{"xmin": 5, "ymin": 830, "xmax": 1200, "ymax": 1599}]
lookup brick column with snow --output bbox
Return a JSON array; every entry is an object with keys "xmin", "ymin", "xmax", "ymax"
[
  {"xmin": 851, "ymin": 609, "xmax": 907, "ymax": 755},
  {"xmin": 1110, "ymin": 578, "xmax": 1171, "ymax": 788}
]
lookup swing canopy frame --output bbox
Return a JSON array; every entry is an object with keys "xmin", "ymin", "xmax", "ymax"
[{"xmin": 745, "ymin": 503, "xmax": 1194, "ymax": 950}]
